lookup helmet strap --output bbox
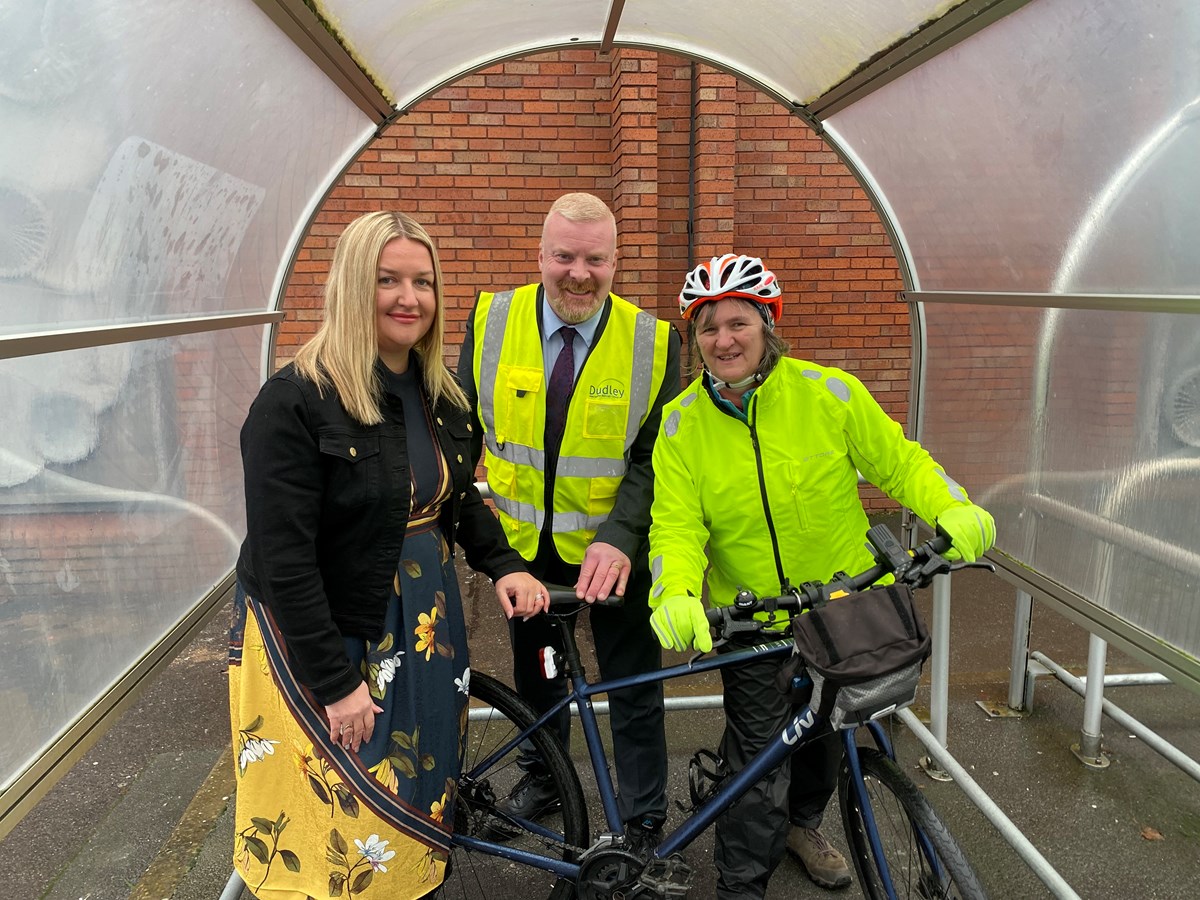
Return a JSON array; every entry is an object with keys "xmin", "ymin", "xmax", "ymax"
[{"xmin": 758, "ymin": 304, "xmax": 776, "ymax": 331}]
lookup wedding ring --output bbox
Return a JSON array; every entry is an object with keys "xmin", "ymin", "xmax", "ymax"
[
  {"xmin": 535, "ymin": 592, "xmax": 545, "ymax": 601},
  {"xmin": 610, "ymin": 561, "xmax": 622, "ymax": 569}
]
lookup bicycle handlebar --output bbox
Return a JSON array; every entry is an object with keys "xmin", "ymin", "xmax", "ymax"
[
  {"xmin": 703, "ymin": 524, "xmax": 982, "ymax": 631},
  {"xmin": 534, "ymin": 524, "xmax": 988, "ymax": 630},
  {"xmin": 541, "ymin": 587, "xmax": 624, "ymax": 609}
]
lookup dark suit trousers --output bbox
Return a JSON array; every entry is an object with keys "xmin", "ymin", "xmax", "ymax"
[{"xmin": 509, "ymin": 564, "xmax": 668, "ymax": 825}]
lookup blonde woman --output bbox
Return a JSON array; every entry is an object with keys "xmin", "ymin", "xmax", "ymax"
[{"xmin": 230, "ymin": 211, "xmax": 545, "ymax": 898}]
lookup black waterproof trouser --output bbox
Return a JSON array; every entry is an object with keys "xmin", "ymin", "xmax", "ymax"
[{"xmin": 714, "ymin": 633, "xmax": 841, "ymax": 899}]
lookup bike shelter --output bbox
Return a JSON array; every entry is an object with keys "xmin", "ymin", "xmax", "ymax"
[{"xmin": 2, "ymin": 2, "xmax": 1199, "ymax": 897}]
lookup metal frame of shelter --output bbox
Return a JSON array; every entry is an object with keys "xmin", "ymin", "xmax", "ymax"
[{"xmin": 3, "ymin": 4, "xmax": 1198, "ymax": 899}]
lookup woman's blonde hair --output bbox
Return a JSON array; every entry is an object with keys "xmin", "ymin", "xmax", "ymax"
[{"xmin": 294, "ymin": 211, "xmax": 467, "ymax": 424}]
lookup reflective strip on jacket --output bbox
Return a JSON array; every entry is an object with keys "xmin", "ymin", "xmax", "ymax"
[
  {"xmin": 648, "ymin": 356, "xmax": 971, "ymax": 610},
  {"xmin": 472, "ymin": 284, "xmax": 672, "ymax": 563}
]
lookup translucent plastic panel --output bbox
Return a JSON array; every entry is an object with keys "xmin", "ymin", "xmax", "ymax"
[
  {"xmin": 827, "ymin": 0, "xmax": 1200, "ymax": 293},
  {"xmin": 617, "ymin": 0, "xmax": 959, "ymax": 104},
  {"xmin": 0, "ymin": 326, "xmax": 263, "ymax": 788},
  {"xmin": 319, "ymin": 0, "xmax": 611, "ymax": 110},
  {"xmin": 917, "ymin": 301, "xmax": 1200, "ymax": 658},
  {"xmin": 0, "ymin": 0, "xmax": 373, "ymax": 336},
  {"xmin": 322, "ymin": 0, "xmax": 956, "ymax": 110}
]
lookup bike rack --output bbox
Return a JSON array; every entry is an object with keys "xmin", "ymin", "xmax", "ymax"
[
  {"xmin": 897, "ymin": 708, "xmax": 1082, "ymax": 900},
  {"xmin": 1030, "ymin": 651, "xmax": 1200, "ymax": 783}
]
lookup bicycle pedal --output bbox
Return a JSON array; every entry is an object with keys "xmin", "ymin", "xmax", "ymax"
[{"xmin": 635, "ymin": 856, "xmax": 693, "ymax": 898}]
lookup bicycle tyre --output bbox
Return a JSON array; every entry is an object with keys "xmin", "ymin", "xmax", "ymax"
[
  {"xmin": 838, "ymin": 747, "xmax": 986, "ymax": 900},
  {"xmin": 442, "ymin": 672, "xmax": 588, "ymax": 900}
]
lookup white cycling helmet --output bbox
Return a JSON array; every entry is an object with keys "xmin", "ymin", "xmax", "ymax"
[{"xmin": 678, "ymin": 253, "xmax": 782, "ymax": 322}]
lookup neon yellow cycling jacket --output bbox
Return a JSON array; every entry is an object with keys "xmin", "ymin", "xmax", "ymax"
[{"xmin": 648, "ymin": 357, "xmax": 972, "ymax": 612}]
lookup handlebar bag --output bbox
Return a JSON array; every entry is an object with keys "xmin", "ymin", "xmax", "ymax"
[{"xmin": 791, "ymin": 584, "xmax": 931, "ymax": 726}]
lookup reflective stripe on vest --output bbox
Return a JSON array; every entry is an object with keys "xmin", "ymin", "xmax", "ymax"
[{"xmin": 473, "ymin": 285, "xmax": 668, "ymax": 562}]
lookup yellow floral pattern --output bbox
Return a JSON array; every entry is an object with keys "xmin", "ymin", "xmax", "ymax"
[
  {"xmin": 228, "ymin": 405, "xmax": 468, "ymax": 897},
  {"xmin": 414, "ymin": 607, "xmax": 438, "ymax": 660}
]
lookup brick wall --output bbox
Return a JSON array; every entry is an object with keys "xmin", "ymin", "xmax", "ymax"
[{"xmin": 278, "ymin": 49, "xmax": 908, "ymax": 511}]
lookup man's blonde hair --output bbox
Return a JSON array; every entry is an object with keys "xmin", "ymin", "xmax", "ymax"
[
  {"xmin": 542, "ymin": 192, "xmax": 617, "ymax": 245},
  {"xmin": 294, "ymin": 211, "xmax": 467, "ymax": 424}
]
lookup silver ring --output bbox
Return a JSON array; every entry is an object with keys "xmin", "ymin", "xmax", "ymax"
[{"xmin": 535, "ymin": 592, "xmax": 545, "ymax": 601}]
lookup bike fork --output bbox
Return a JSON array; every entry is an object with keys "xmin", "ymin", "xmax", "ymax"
[
  {"xmin": 847, "ymin": 724, "xmax": 951, "ymax": 894},
  {"xmin": 843, "ymin": 729, "xmax": 901, "ymax": 900}
]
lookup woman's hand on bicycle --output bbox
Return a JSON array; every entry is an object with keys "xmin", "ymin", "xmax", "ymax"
[
  {"xmin": 935, "ymin": 502, "xmax": 996, "ymax": 563},
  {"xmin": 650, "ymin": 594, "xmax": 713, "ymax": 653},
  {"xmin": 495, "ymin": 572, "xmax": 550, "ymax": 620}
]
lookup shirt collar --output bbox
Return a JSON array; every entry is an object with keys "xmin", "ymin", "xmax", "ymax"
[
  {"xmin": 541, "ymin": 292, "xmax": 606, "ymax": 348},
  {"xmin": 703, "ymin": 371, "xmax": 756, "ymax": 422}
]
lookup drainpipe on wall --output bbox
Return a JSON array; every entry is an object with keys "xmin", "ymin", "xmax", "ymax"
[{"xmin": 687, "ymin": 61, "xmax": 698, "ymax": 270}]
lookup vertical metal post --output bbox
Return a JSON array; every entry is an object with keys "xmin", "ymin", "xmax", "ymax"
[
  {"xmin": 1007, "ymin": 589, "xmax": 1034, "ymax": 710},
  {"xmin": 1073, "ymin": 634, "xmax": 1110, "ymax": 767},
  {"xmin": 929, "ymin": 572, "xmax": 951, "ymax": 747},
  {"xmin": 919, "ymin": 572, "xmax": 954, "ymax": 781}
]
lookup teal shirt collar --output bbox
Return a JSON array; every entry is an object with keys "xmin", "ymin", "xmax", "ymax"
[{"xmin": 703, "ymin": 371, "xmax": 757, "ymax": 422}]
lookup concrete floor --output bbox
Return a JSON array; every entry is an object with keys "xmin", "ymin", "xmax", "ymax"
[{"xmin": 2, "ymin": 517, "xmax": 1199, "ymax": 899}]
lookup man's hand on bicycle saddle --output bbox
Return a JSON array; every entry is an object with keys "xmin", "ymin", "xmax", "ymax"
[
  {"xmin": 650, "ymin": 594, "xmax": 712, "ymax": 653},
  {"xmin": 575, "ymin": 541, "xmax": 631, "ymax": 603},
  {"xmin": 935, "ymin": 502, "xmax": 996, "ymax": 563}
]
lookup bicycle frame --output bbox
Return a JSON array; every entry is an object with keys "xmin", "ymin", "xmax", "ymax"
[{"xmin": 456, "ymin": 624, "xmax": 908, "ymax": 882}]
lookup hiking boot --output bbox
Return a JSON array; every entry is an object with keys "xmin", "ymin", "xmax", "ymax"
[
  {"xmin": 496, "ymin": 771, "xmax": 561, "ymax": 821},
  {"xmin": 624, "ymin": 816, "xmax": 665, "ymax": 860},
  {"xmin": 786, "ymin": 826, "xmax": 852, "ymax": 890}
]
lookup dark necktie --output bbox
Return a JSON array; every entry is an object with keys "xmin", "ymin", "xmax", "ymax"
[{"xmin": 545, "ymin": 325, "xmax": 577, "ymax": 446}]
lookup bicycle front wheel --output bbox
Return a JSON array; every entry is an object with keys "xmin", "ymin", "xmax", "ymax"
[
  {"xmin": 442, "ymin": 672, "xmax": 588, "ymax": 900},
  {"xmin": 838, "ymin": 747, "xmax": 986, "ymax": 900}
]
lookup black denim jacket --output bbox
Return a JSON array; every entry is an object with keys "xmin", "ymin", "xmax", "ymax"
[{"xmin": 236, "ymin": 361, "xmax": 525, "ymax": 705}]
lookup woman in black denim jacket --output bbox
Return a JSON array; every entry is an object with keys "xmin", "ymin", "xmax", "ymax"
[{"xmin": 229, "ymin": 212, "xmax": 546, "ymax": 897}]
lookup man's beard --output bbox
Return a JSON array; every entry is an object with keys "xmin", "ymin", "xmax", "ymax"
[{"xmin": 550, "ymin": 279, "xmax": 605, "ymax": 324}]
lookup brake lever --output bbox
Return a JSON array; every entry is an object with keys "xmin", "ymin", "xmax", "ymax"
[
  {"xmin": 949, "ymin": 560, "xmax": 996, "ymax": 574},
  {"xmin": 900, "ymin": 551, "xmax": 952, "ymax": 588},
  {"xmin": 906, "ymin": 554, "xmax": 996, "ymax": 588},
  {"xmin": 706, "ymin": 606, "xmax": 765, "ymax": 653}
]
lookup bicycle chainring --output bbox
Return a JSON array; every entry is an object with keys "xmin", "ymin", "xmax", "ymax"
[
  {"xmin": 578, "ymin": 849, "xmax": 644, "ymax": 900},
  {"xmin": 578, "ymin": 849, "xmax": 692, "ymax": 900}
]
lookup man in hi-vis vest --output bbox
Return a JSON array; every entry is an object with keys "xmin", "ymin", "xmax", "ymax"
[{"xmin": 459, "ymin": 192, "xmax": 681, "ymax": 854}]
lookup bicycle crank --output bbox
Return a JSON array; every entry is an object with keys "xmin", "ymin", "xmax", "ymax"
[{"xmin": 578, "ymin": 847, "xmax": 693, "ymax": 899}]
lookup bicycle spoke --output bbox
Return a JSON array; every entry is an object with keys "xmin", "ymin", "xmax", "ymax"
[
  {"xmin": 442, "ymin": 673, "xmax": 588, "ymax": 900},
  {"xmin": 840, "ymin": 748, "xmax": 986, "ymax": 900}
]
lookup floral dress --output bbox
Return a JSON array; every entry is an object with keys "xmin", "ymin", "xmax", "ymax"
[{"xmin": 229, "ymin": 391, "xmax": 470, "ymax": 899}]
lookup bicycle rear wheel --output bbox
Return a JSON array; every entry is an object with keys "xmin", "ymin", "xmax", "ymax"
[
  {"xmin": 838, "ymin": 747, "xmax": 986, "ymax": 900},
  {"xmin": 442, "ymin": 672, "xmax": 588, "ymax": 900}
]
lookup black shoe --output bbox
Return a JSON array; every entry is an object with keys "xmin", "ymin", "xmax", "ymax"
[
  {"xmin": 624, "ymin": 816, "xmax": 665, "ymax": 860},
  {"xmin": 496, "ymin": 771, "xmax": 561, "ymax": 821}
]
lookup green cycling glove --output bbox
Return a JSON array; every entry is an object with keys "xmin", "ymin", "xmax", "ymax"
[
  {"xmin": 937, "ymin": 503, "xmax": 996, "ymax": 563},
  {"xmin": 649, "ymin": 595, "xmax": 713, "ymax": 653}
]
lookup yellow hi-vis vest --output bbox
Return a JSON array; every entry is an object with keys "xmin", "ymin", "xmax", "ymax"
[{"xmin": 472, "ymin": 284, "xmax": 671, "ymax": 563}]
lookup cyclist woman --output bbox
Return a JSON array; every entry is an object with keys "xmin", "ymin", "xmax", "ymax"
[{"xmin": 647, "ymin": 254, "xmax": 995, "ymax": 898}]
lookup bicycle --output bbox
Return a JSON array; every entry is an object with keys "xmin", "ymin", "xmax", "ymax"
[{"xmin": 443, "ymin": 524, "xmax": 990, "ymax": 900}]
